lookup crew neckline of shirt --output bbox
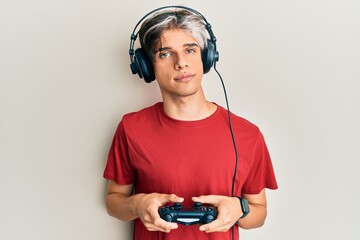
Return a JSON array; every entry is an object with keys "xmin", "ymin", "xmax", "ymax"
[{"xmin": 156, "ymin": 102, "xmax": 222, "ymax": 127}]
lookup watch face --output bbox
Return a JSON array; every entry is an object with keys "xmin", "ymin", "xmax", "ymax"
[
  {"xmin": 239, "ymin": 197, "xmax": 250, "ymax": 219},
  {"xmin": 242, "ymin": 198, "xmax": 249, "ymax": 211}
]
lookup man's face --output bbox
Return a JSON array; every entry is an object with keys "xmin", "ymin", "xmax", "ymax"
[{"xmin": 152, "ymin": 29, "xmax": 204, "ymax": 100}]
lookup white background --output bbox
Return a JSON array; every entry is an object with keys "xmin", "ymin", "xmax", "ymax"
[{"xmin": 1, "ymin": 0, "xmax": 359, "ymax": 239}]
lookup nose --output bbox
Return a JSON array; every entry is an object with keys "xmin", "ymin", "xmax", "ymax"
[{"xmin": 174, "ymin": 54, "xmax": 188, "ymax": 69}]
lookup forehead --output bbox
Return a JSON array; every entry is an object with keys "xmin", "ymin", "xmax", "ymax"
[{"xmin": 158, "ymin": 29, "xmax": 199, "ymax": 48}]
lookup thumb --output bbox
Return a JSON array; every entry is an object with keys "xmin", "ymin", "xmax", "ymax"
[
  {"xmin": 168, "ymin": 194, "xmax": 184, "ymax": 203},
  {"xmin": 192, "ymin": 195, "xmax": 217, "ymax": 205},
  {"xmin": 192, "ymin": 195, "xmax": 207, "ymax": 203}
]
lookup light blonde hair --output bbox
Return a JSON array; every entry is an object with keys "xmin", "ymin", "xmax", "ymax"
[{"xmin": 139, "ymin": 9, "xmax": 208, "ymax": 61}]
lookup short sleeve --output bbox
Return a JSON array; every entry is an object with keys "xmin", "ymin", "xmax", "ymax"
[
  {"xmin": 242, "ymin": 131, "xmax": 278, "ymax": 194},
  {"xmin": 103, "ymin": 120, "xmax": 135, "ymax": 185}
]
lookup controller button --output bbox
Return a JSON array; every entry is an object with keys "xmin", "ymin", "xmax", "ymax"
[
  {"xmin": 162, "ymin": 214, "xmax": 172, "ymax": 222},
  {"xmin": 204, "ymin": 214, "xmax": 215, "ymax": 224}
]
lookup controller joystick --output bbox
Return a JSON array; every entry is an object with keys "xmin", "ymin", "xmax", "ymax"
[
  {"xmin": 174, "ymin": 202, "xmax": 182, "ymax": 209},
  {"xmin": 159, "ymin": 202, "xmax": 218, "ymax": 226},
  {"xmin": 194, "ymin": 202, "xmax": 202, "ymax": 209}
]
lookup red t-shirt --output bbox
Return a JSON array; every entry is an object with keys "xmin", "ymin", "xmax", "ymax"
[{"xmin": 104, "ymin": 102, "xmax": 278, "ymax": 240}]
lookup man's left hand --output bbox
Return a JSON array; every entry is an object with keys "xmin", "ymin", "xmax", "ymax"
[{"xmin": 192, "ymin": 195, "xmax": 242, "ymax": 233}]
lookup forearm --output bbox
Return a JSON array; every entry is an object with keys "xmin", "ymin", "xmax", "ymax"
[
  {"xmin": 106, "ymin": 192, "xmax": 144, "ymax": 221},
  {"xmin": 237, "ymin": 203, "xmax": 267, "ymax": 229}
]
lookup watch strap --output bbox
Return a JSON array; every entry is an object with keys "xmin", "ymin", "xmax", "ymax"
[{"xmin": 235, "ymin": 197, "xmax": 250, "ymax": 219}]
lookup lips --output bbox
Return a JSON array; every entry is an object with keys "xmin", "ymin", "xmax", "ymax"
[{"xmin": 174, "ymin": 73, "xmax": 195, "ymax": 82}]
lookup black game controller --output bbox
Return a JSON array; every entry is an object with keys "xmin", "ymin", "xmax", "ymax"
[{"xmin": 159, "ymin": 202, "xmax": 218, "ymax": 226}]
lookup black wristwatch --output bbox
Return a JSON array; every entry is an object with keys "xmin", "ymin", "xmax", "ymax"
[{"xmin": 235, "ymin": 197, "xmax": 250, "ymax": 219}]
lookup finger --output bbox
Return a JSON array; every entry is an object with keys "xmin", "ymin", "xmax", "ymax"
[
  {"xmin": 149, "ymin": 207, "xmax": 178, "ymax": 232},
  {"xmin": 200, "ymin": 217, "xmax": 232, "ymax": 233},
  {"xmin": 145, "ymin": 215, "xmax": 178, "ymax": 232},
  {"xmin": 192, "ymin": 195, "xmax": 218, "ymax": 205},
  {"xmin": 145, "ymin": 222, "xmax": 178, "ymax": 233},
  {"xmin": 167, "ymin": 194, "xmax": 184, "ymax": 203},
  {"xmin": 200, "ymin": 218, "xmax": 222, "ymax": 233},
  {"xmin": 199, "ymin": 207, "xmax": 233, "ymax": 233},
  {"xmin": 153, "ymin": 218, "xmax": 179, "ymax": 232},
  {"xmin": 191, "ymin": 196, "xmax": 203, "ymax": 203}
]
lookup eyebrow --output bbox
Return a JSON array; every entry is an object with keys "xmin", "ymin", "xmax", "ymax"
[{"xmin": 158, "ymin": 43, "xmax": 199, "ymax": 52}]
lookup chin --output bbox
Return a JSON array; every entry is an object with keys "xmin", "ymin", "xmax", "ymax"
[{"xmin": 174, "ymin": 89, "xmax": 200, "ymax": 98}]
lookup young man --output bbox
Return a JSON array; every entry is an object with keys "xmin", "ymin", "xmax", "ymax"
[{"xmin": 103, "ymin": 7, "xmax": 278, "ymax": 240}]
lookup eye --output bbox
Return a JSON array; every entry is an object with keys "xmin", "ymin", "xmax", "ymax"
[
  {"xmin": 159, "ymin": 52, "xmax": 172, "ymax": 59},
  {"xmin": 186, "ymin": 48, "xmax": 196, "ymax": 54}
]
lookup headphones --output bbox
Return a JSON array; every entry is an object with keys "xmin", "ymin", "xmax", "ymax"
[{"xmin": 129, "ymin": 6, "xmax": 219, "ymax": 83}]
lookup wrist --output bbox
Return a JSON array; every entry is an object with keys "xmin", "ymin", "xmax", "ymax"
[{"xmin": 132, "ymin": 193, "xmax": 146, "ymax": 217}]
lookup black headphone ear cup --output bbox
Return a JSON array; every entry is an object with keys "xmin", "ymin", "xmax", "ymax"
[
  {"xmin": 134, "ymin": 48, "xmax": 155, "ymax": 83},
  {"xmin": 202, "ymin": 39, "xmax": 217, "ymax": 74}
]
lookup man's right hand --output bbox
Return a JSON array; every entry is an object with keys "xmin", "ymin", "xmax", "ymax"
[
  {"xmin": 135, "ymin": 193, "xmax": 184, "ymax": 232},
  {"xmin": 106, "ymin": 181, "xmax": 184, "ymax": 233}
]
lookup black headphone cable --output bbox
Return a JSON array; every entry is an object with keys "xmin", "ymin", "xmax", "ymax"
[{"xmin": 214, "ymin": 63, "xmax": 239, "ymax": 240}]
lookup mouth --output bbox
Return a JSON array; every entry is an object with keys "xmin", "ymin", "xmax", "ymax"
[{"xmin": 174, "ymin": 73, "xmax": 195, "ymax": 82}]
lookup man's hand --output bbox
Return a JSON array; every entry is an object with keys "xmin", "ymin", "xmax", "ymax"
[
  {"xmin": 106, "ymin": 181, "xmax": 185, "ymax": 233},
  {"xmin": 192, "ymin": 195, "xmax": 242, "ymax": 233},
  {"xmin": 135, "ymin": 193, "xmax": 184, "ymax": 233}
]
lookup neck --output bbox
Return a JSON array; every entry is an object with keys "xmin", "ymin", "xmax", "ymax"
[{"xmin": 162, "ymin": 88, "xmax": 217, "ymax": 121}]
